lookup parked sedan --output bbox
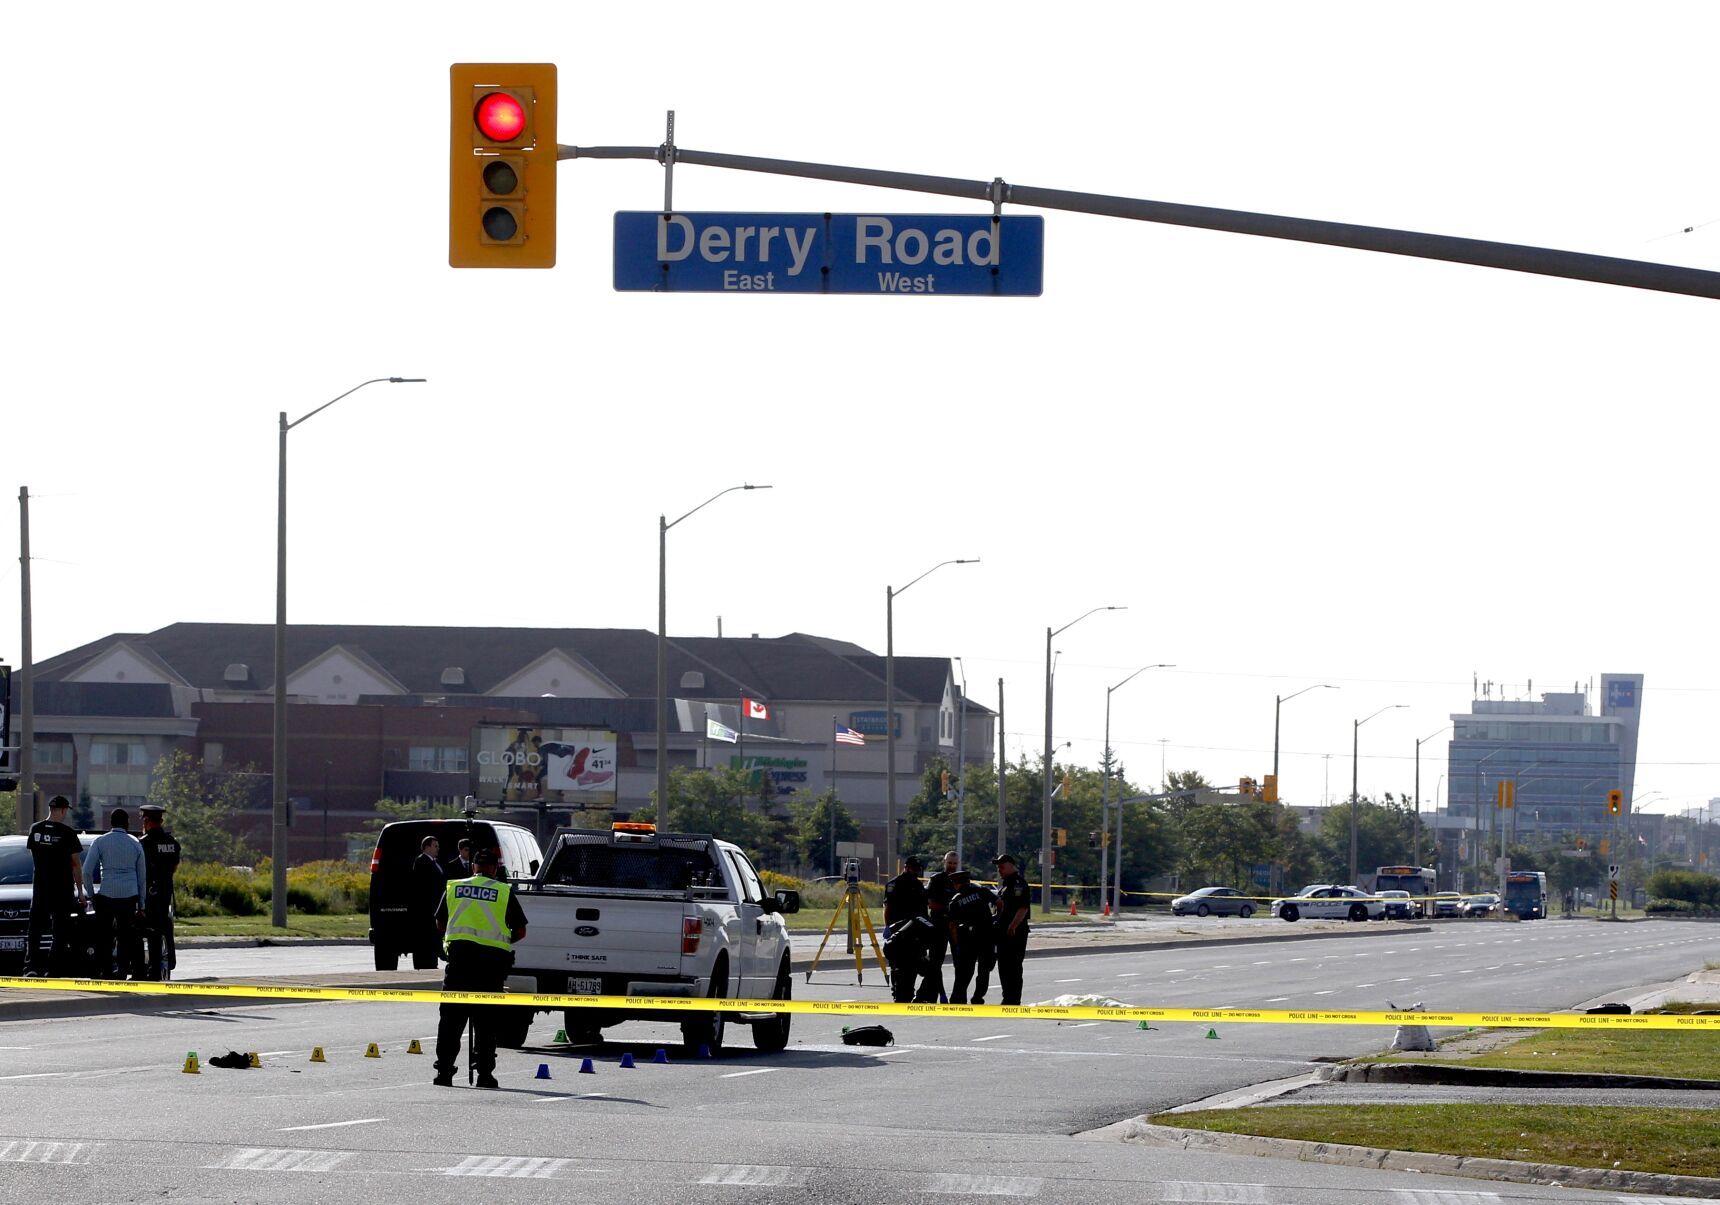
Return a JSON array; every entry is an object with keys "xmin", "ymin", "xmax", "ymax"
[
  {"xmin": 1459, "ymin": 893, "xmax": 1501, "ymax": 917},
  {"xmin": 1270, "ymin": 884, "xmax": 1386, "ymax": 922},
  {"xmin": 1170, "ymin": 886, "xmax": 1257, "ymax": 918},
  {"xmin": 1431, "ymin": 891, "xmax": 1464, "ymax": 918},
  {"xmin": 1375, "ymin": 889, "xmax": 1416, "ymax": 920}
]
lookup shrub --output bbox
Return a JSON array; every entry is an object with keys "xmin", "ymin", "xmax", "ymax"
[
  {"xmin": 175, "ymin": 863, "xmax": 265, "ymax": 916},
  {"xmin": 1645, "ymin": 869, "xmax": 1720, "ymax": 910}
]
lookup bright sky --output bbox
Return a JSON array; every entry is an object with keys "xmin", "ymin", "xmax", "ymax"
[{"xmin": 5, "ymin": 3, "xmax": 1717, "ymax": 817}]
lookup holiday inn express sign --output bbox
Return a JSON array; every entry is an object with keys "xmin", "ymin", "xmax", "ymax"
[{"xmin": 614, "ymin": 212, "xmax": 1044, "ymax": 295}]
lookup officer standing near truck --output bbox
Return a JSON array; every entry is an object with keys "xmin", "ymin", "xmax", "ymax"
[
  {"xmin": 992, "ymin": 853, "xmax": 1032, "ymax": 1006},
  {"xmin": 137, "ymin": 804, "xmax": 180, "ymax": 980},
  {"xmin": 433, "ymin": 846, "xmax": 528, "ymax": 1089}
]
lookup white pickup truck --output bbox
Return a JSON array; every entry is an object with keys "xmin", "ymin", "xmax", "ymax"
[{"xmin": 502, "ymin": 822, "xmax": 800, "ymax": 1055}]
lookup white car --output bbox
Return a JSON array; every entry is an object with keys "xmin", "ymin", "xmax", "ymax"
[{"xmin": 1270, "ymin": 884, "xmax": 1386, "ymax": 922}]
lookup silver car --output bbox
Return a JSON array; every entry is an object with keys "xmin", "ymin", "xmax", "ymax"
[{"xmin": 1169, "ymin": 886, "xmax": 1257, "ymax": 918}]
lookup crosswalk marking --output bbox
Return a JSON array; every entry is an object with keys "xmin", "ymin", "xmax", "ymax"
[
  {"xmin": 1157, "ymin": 1183, "xmax": 1269, "ymax": 1203},
  {"xmin": 1390, "ymin": 1190, "xmax": 1501, "ymax": 1205},
  {"xmin": 439, "ymin": 1155, "xmax": 570, "ymax": 1178},
  {"xmin": 922, "ymin": 1172, "xmax": 1042, "ymax": 1196},
  {"xmin": 0, "ymin": 1141, "xmax": 94, "ymax": 1165},
  {"xmin": 210, "ymin": 1148, "xmax": 354, "ymax": 1172},
  {"xmin": 699, "ymin": 1164, "xmax": 808, "ymax": 1186},
  {"xmin": 1618, "ymin": 1197, "xmax": 1720, "ymax": 1205}
]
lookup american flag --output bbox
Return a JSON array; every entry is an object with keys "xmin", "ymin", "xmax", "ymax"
[{"xmin": 835, "ymin": 724, "xmax": 867, "ymax": 747}]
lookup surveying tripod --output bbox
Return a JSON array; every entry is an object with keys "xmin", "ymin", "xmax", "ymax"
[{"xmin": 805, "ymin": 863, "xmax": 890, "ymax": 986}]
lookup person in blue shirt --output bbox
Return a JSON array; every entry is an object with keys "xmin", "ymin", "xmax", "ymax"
[{"xmin": 83, "ymin": 809, "xmax": 148, "ymax": 980}]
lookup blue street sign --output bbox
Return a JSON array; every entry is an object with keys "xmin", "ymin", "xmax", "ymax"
[{"xmin": 613, "ymin": 212, "xmax": 1044, "ymax": 295}]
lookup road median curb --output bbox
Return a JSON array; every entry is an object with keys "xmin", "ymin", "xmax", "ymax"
[
  {"xmin": 1331, "ymin": 1061, "xmax": 1720, "ymax": 1091},
  {"xmin": 1105, "ymin": 1119, "xmax": 1720, "ymax": 1198}
]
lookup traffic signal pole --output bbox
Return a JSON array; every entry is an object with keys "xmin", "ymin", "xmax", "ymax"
[{"xmin": 557, "ymin": 141, "xmax": 1720, "ymax": 301}]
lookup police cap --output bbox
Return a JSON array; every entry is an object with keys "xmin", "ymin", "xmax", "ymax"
[
  {"xmin": 992, "ymin": 852, "xmax": 1016, "ymax": 867},
  {"xmin": 140, "ymin": 804, "xmax": 166, "ymax": 818}
]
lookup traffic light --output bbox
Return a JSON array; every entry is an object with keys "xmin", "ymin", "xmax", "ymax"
[
  {"xmin": 1262, "ymin": 774, "xmax": 1278, "ymax": 804},
  {"xmin": 1055, "ymin": 828, "xmax": 1068, "ymax": 847},
  {"xmin": 1606, "ymin": 789, "xmax": 1623, "ymax": 816},
  {"xmin": 940, "ymin": 769, "xmax": 951, "ymax": 799},
  {"xmin": 450, "ymin": 63, "xmax": 557, "ymax": 268},
  {"xmin": 1088, "ymin": 830, "xmax": 1100, "ymax": 849},
  {"xmin": 1495, "ymin": 780, "xmax": 1515, "ymax": 809},
  {"xmin": 1239, "ymin": 777, "xmax": 1256, "ymax": 797}
]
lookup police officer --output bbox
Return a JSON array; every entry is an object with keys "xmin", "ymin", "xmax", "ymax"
[
  {"xmin": 23, "ymin": 796, "xmax": 86, "ymax": 977},
  {"xmin": 916, "ymin": 850, "xmax": 960, "ymax": 1003},
  {"xmin": 137, "ymin": 804, "xmax": 180, "ymax": 980},
  {"xmin": 945, "ymin": 869, "xmax": 998, "ymax": 1005},
  {"xmin": 433, "ymin": 846, "xmax": 527, "ymax": 1089},
  {"xmin": 992, "ymin": 853, "xmax": 1032, "ymax": 1006},
  {"xmin": 883, "ymin": 855, "xmax": 929, "ymax": 1004}
]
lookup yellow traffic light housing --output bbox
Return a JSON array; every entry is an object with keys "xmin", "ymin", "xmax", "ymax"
[
  {"xmin": 1606, "ymin": 789, "xmax": 1623, "ymax": 815},
  {"xmin": 450, "ymin": 63, "xmax": 557, "ymax": 268},
  {"xmin": 1262, "ymin": 774, "xmax": 1278, "ymax": 804}
]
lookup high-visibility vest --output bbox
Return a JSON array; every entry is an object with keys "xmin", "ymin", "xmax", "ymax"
[{"xmin": 444, "ymin": 875, "xmax": 513, "ymax": 954}]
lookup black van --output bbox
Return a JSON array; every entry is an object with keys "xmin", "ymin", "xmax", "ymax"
[{"xmin": 366, "ymin": 818, "xmax": 544, "ymax": 971}]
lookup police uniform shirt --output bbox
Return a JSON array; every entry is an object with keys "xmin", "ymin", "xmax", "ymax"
[
  {"xmin": 884, "ymin": 871, "xmax": 929, "ymax": 925},
  {"xmin": 140, "ymin": 829, "xmax": 180, "ymax": 905},
  {"xmin": 433, "ymin": 882, "xmax": 528, "ymax": 970},
  {"xmin": 925, "ymin": 870, "xmax": 957, "ymax": 916},
  {"xmin": 948, "ymin": 882, "xmax": 998, "ymax": 930},
  {"xmin": 26, "ymin": 820, "xmax": 82, "ymax": 900},
  {"xmin": 996, "ymin": 875, "xmax": 1032, "ymax": 934}
]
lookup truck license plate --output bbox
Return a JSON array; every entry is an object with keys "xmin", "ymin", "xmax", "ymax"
[{"xmin": 570, "ymin": 977, "xmax": 601, "ymax": 994}]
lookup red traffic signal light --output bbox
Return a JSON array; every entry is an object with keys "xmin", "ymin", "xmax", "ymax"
[{"xmin": 474, "ymin": 91, "xmax": 527, "ymax": 143}]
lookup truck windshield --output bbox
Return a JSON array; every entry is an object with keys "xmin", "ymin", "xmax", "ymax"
[{"xmin": 544, "ymin": 841, "xmax": 721, "ymax": 892}]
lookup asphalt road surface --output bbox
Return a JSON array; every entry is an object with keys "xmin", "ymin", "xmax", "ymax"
[{"xmin": 3, "ymin": 919, "xmax": 1714, "ymax": 1203}]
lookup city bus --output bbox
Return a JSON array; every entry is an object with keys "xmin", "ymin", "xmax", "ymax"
[
  {"xmin": 1369, "ymin": 865, "xmax": 1438, "ymax": 916},
  {"xmin": 1503, "ymin": 870, "xmax": 1548, "ymax": 919}
]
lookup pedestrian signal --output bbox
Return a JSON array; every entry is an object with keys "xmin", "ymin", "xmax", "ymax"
[
  {"xmin": 1055, "ymin": 828, "xmax": 1067, "ymax": 847},
  {"xmin": 1262, "ymin": 774, "xmax": 1278, "ymax": 804},
  {"xmin": 450, "ymin": 63, "xmax": 557, "ymax": 268},
  {"xmin": 1606, "ymin": 789, "xmax": 1623, "ymax": 815}
]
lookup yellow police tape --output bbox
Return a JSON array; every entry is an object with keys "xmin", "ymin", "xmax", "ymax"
[{"xmin": 1, "ymin": 977, "xmax": 1714, "ymax": 1030}]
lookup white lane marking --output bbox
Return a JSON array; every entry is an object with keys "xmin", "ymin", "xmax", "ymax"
[
  {"xmin": 439, "ymin": 1155, "xmax": 570, "ymax": 1178},
  {"xmin": 0, "ymin": 1141, "xmax": 95, "ymax": 1165},
  {"xmin": 1158, "ymin": 1181, "xmax": 1270, "ymax": 1203},
  {"xmin": 1389, "ymin": 1190, "xmax": 1502, "ymax": 1205},
  {"xmin": 1313, "ymin": 990, "xmax": 1336, "ymax": 996},
  {"xmin": 1116, "ymin": 971, "xmax": 1141, "ymax": 977},
  {"xmin": 1619, "ymin": 1195, "xmax": 1720, "ymax": 1204},
  {"xmin": 1287, "ymin": 958, "xmax": 1308, "ymax": 962},
  {"xmin": 1164, "ymin": 968, "xmax": 1187, "ymax": 972},
  {"xmin": 278, "ymin": 1117, "xmax": 385, "ymax": 1132},
  {"xmin": 972, "ymin": 1034, "xmax": 1014, "ymax": 1042},
  {"xmin": 211, "ymin": 1148, "xmax": 354, "ymax": 1172},
  {"xmin": 1356, "ymin": 982, "xmax": 1377, "ymax": 988},
  {"xmin": 1264, "ymin": 997, "xmax": 1290, "ymax": 1003},
  {"xmin": 1054, "ymin": 978, "xmax": 1083, "ymax": 983},
  {"xmin": 1211, "ymin": 965, "xmax": 1233, "ymax": 969},
  {"xmin": 1251, "ymin": 960, "xmax": 1272, "ymax": 965},
  {"xmin": 719, "ymin": 1068, "xmax": 777, "ymax": 1079},
  {"xmin": 701, "ymin": 1164, "xmax": 808, "ymax": 1187},
  {"xmin": 922, "ymin": 1172, "xmax": 1042, "ymax": 1196},
  {"xmin": 531, "ymin": 1091, "xmax": 606, "ymax": 1103}
]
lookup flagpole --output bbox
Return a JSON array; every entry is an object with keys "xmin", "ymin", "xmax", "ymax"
[{"xmin": 830, "ymin": 713, "xmax": 839, "ymax": 875}]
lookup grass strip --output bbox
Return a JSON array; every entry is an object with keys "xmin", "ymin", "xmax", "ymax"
[
  {"xmin": 177, "ymin": 914, "xmax": 369, "ymax": 939},
  {"xmin": 1162, "ymin": 1104, "xmax": 1720, "ymax": 1178}
]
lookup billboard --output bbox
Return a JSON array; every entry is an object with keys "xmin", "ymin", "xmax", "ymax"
[{"xmin": 471, "ymin": 725, "xmax": 618, "ymax": 806}]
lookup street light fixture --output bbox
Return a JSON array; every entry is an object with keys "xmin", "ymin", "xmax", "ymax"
[
  {"xmin": 1101, "ymin": 664, "xmax": 1172, "ymax": 917},
  {"xmin": 275, "ymin": 376, "xmax": 424, "ymax": 927},
  {"xmin": 1274, "ymin": 684, "xmax": 1337, "ymax": 785},
  {"xmin": 656, "ymin": 484, "xmax": 773, "ymax": 819},
  {"xmin": 1349, "ymin": 704, "xmax": 1406, "ymax": 885},
  {"xmin": 1041, "ymin": 605, "xmax": 1125, "ymax": 914},
  {"xmin": 885, "ymin": 558, "xmax": 978, "ymax": 876}
]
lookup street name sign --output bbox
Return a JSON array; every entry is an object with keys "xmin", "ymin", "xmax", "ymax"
[{"xmin": 614, "ymin": 212, "xmax": 1044, "ymax": 295}]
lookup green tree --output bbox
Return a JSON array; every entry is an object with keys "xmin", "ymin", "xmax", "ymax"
[
  {"xmin": 1314, "ymin": 795, "xmax": 1418, "ymax": 881},
  {"xmin": 147, "ymin": 749, "xmax": 263, "ymax": 865},
  {"xmin": 634, "ymin": 766, "xmax": 790, "ymax": 869},
  {"xmin": 787, "ymin": 790, "xmax": 859, "ymax": 875},
  {"xmin": 0, "ymin": 787, "xmax": 15, "ymax": 833},
  {"xmin": 345, "ymin": 796, "xmax": 438, "ymax": 840}
]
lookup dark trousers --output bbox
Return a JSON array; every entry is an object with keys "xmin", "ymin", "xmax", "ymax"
[
  {"xmin": 143, "ymin": 901, "xmax": 175, "ymax": 980},
  {"xmin": 24, "ymin": 891, "xmax": 76, "ymax": 975},
  {"xmin": 884, "ymin": 933, "xmax": 924, "ymax": 1003},
  {"xmin": 93, "ymin": 895, "xmax": 144, "ymax": 979},
  {"xmin": 994, "ymin": 928, "xmax": 1028, "ymax": 1005},
  {"xmin": 913, "ymin": 929, "xmax": 948, "ymax": 1003},
  {"xmin": 435, "ymin": 960, "xmax": 507, "ymax": 1076},
  {"xmin": 949, "ymin": 929, "xmax": 995, "ymax": 1004}
]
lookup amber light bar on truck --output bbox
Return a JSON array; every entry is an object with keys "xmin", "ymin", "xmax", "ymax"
[{"xmin": 611, "ymin": 821, "xmax": 658, "ymax": 846}]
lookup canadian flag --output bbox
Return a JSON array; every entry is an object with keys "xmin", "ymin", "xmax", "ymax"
[{"xmin": 743, "ymin": 698, "xmax": 771, "ymax": 721}]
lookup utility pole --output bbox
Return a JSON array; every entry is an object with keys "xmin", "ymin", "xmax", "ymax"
[
  {"xmin": 996, "ymin": 679, "xmax": 1006, "ymax": 858},
  {"xmin": 17, "ymin": 486, "xmax": 34, "ymax": 832}
]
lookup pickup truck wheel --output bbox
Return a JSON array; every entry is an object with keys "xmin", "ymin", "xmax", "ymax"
[
  {"xmin": 494, "ymin": 1008, "xmax": 534, "ymax": 1050},
  {"xmin": 751, "ymin": 962, "xmax": 793, "ymax": 1054},
  {"xmin": 1280, "ymin": 904, "xmax": 1299, "ymax": 922},
  {"xmin": 411, "ymin": 949, "xmax": 440, "ymax": 971},
  {"xmin": 1348, "ymin": 903, "xmax": 1367, "ymax": 922},
  {"xmin": 560, "ymin": 1014, "xmax": 603, "ymax": 1046},
  {"xmin": 682, "ymin": 964, "xmax": 728, "ymax": 1057},
  {"xmin": 372, "ymin": 947, "xmax": 398, "ymax": 971}
]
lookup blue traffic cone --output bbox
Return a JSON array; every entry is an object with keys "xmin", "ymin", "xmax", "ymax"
[
  {"xmin": 619, "ymin": 1052, "xmax": 636, "ymax": 1069},
  {"xmin": 535, "ymin": 1063, "xmax": 552, "ymax": 1080},
  {"xmin": 652, "ymin": 1049, "xmax": 669, "ymax": 1064},
  {"xmin": 697, "ymin": 1044, "xmax": 712, "ymax": 1059},
  {"xmin": 578, "ymin": 1058, "xmax": 596, "ymax": 1074}
]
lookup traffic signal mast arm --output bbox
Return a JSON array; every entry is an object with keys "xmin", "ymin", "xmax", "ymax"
[{"xmin": 558, "ymin": 141, "xmax": 1720, "ymax": 301}]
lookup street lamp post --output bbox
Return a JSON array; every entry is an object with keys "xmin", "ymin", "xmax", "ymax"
[
  {"xmin": 274, "ymin": 376, "xmax": 423, "ymax": 928},
  {"xmin": 656, "ymin": 485, "xmax": 773, "ymax": 820},
  {"xmin": 1101, "ymin": 663, "xmax": 1171, "ymax": 916},
  {"xmin": 885, "ymin": 558, "xmax": 977, "ymax": 876},
  {"xmin": 1350, "ymin": 704, "xmax": 1406, "ymax": 885},
  {"xmin": 1274, "ymin": 684, "xmax": 1337, "ymax": 785},
  {"xmin": 1414, "ymin": 724, "xmax": 1452, "ymax": 868},
  {"xmin": 1041, "ymin": 605, "xmax": 1124, "ymax": 914}
]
